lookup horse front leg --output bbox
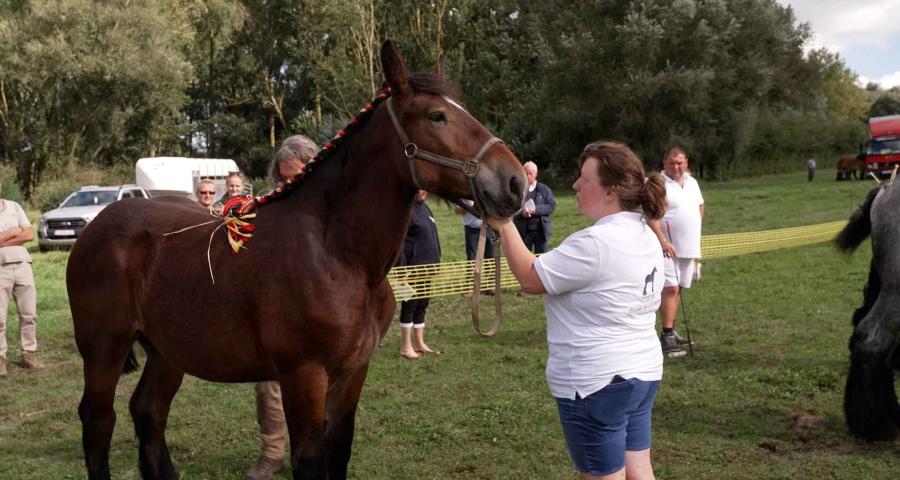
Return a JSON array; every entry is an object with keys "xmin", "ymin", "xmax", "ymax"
[
  {"xmin": 845, "ymin": 302, "xmax": 900, "ymax": 441},
  {"xmin": 129, "ymin": 347, "xmax": 185, "ymax": 480},
  {"xmin": 324, "ymin": 363, "xmax": 370, "ymax": 480},
  {"xmin": 280, "ymin": 364, "xmax": 329, "ymax": 480}
]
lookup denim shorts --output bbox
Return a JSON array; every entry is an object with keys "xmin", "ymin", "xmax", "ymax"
[{"xmin": 555, "ymin": 378, "xmax": 660, "ymax": 476}]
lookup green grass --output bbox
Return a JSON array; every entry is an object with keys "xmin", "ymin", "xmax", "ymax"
[
  {"xmin": 1, "ymin": 169, "xmax": 897, "ymax": 479},
  {"xmin": 698, "ymin": 171, "xmax": 876, "ymax": 234}
]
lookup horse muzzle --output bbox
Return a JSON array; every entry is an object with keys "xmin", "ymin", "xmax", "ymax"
[{"xmin": 474, "ymin": 153, "xmax": 527, "ymax": 219}]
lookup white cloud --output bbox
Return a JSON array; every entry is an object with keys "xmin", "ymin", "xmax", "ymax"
[
  {"xmin": 859, "ymin": 71, "xmax": 900, "ymax": 89},
  {"xmin": 780, "ymin": 0, "xmax": 900, "ymax": 50},
  {"xmin": 779, "ymin": 1, "xmax": 900, "ymax": 80}
]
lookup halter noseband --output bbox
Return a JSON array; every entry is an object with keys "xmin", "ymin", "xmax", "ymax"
[{"xmin": 385, "ymin": 96, "xmax": 503, "ymax": 217}]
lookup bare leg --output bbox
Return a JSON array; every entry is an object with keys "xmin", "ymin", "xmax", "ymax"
[
  {"xmin": 624, "ymin": 449, "xmax": 655, "ymax": 480},
  {"xmin": 399, "ymin": 327, "xmax": 419, "ymax": 359},
  {"xmin": 413, "ymin": 327, "xmax": 436, "ymax": 354},
  {"xmin": 129, "ymin": 346, "xmax": 185, "ymax": 480},
  {"xmin": 660, "ymin": 286, "xmax": 680, "ymax": 330}
]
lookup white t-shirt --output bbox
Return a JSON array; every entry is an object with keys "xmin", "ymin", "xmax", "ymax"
[
  {"xmin": 459, "ymin": 199, "xmax": 482, "ymax": 228},
  {"xmin": 534, "ymin": 211, "xmax": 664, "ymax": 400},
  {"xmin": 661, "ymin": 172, "xmax": 704, "ymax": 258}
]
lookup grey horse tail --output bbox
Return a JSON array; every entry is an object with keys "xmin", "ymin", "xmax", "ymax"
[{"xmin": 834, "ymin": 187, "xmax": 881, "ymax": 252}]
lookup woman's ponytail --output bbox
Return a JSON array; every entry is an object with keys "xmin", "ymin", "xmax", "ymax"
[{"xmin": 639, "ymin": 172, "xmax": 667, "ymax": 220}]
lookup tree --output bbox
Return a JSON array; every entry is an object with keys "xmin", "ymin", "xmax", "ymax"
[
  {"xmin": 868, "ymin": 95, "xmax": 900, "ymax": 118},
  {"xmin": 1, "ymin": 0, "xmax": 880, "ymax": 194},
  {"xmin": 0, "ymin": 0, "xmax": 193, "ymax": 197}
]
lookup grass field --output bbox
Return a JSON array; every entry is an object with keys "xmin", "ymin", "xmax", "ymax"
[{"xmin": 1, "ymin": 169, "xmax": 897, "ymax": 479}]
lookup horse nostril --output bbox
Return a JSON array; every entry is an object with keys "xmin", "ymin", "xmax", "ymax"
[{"xmin": 508, "ymin": 174, "xmax": 523, "ymax": 198}]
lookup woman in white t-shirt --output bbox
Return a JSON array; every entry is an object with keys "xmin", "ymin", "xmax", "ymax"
[{"xmin": 488, "ymin": 141, "xmax": 667, "ymax": 480}]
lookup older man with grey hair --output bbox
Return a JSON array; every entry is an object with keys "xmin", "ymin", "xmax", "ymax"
[
  {"xmin": 266, "ymin": 134, "xmax": 319, "ymax": 187},
  {"xmin": 246, "ymin": 134, "xmax": 319, "ymax": 480},
  {"xmin": 513, "ymin": 161, "xmax": 556, "ymax": 254}
]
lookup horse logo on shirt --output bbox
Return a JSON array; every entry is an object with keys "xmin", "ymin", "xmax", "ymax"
[{"xmin": 643, "ymin": 266, "xmax": 657, "ymax": 296}]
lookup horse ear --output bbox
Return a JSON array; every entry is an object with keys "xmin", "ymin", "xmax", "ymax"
[
  {"xmin": 381, "ymin": 40, "xmax": 411, "ymax": 96},
  {"xmin": 433, "ymin": 53, "xmax": 445, "ymax": 78}
]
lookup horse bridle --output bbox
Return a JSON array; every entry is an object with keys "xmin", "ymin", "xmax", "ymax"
[
  {"xmin": 385, "ymin": 96, "xmax": 507, "ymax": 336},
  {"xmin": 384, "ymin": 96, "xmax": 503, "ymax": 217}
]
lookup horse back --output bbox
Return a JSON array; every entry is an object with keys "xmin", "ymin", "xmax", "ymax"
[
  {"xmin": 67, "ymin": 197, "xmax": 234, "ymax": 365},
  {"xmin": 68, "ymin": 196, "xmax": 211, "ymax": 293},
  {"xmin": 67, "ymin": 196, "xmax": 396, "ymax": 383}
]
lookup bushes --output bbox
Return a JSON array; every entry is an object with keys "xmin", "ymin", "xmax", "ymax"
[
  {"xmin": 720, "ymin": 109, "xmax": 867, "ymax": 179},
  {"xmin": 0, "ymin": 165, "xmax": 26, "ymax": 205},
  {"xmin": 31, "ymin": 179, "xmax": 81, "ymax": 212},
  {"xmin": 30, "ymin": 163, "xmax": 138, "ymax": 212}
]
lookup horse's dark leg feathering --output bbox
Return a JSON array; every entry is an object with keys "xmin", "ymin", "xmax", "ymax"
[{"xmin": 837, "ymin": 185, "xmax": 900, "ymax": 441}]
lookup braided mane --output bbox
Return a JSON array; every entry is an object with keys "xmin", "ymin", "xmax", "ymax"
[{"xmin": 220, "ymin": 73, "xmax": 458, "ymax": 253}]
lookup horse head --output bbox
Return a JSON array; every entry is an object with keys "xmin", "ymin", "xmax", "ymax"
[{"xmin": 380, "ymin": 41, "xmax": 526, "ymax": 219}]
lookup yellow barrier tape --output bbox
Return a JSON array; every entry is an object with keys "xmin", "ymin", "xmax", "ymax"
[
  {"xmin": 388, "ymin": 258, "xmax": 518, "ymax": 301},
  {"xmin": 700, "ymin": 220, "xmax": 846, "ymax": 259},
  {"xmin": 388, "ymin": 220, "xmax": 848, "ymax": 301}
]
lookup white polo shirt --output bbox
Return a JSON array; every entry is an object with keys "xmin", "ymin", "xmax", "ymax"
[
  {"xmin": 661, "ymin": 172, "xmax": 704, "ymax": 259},
  {"xmin": 534, "ymin": 211, "xmax": 664, "ymax": 400}
]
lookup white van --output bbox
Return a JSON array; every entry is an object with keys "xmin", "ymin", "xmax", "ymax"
[{"xmin": 135, "ymin": 157, "xmax": 248, "ymax": 200}]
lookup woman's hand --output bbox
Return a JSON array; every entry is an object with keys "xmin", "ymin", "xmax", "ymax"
[
  {"xmin": 660, "ymin": 239, "xmax": 677, "ymax": 259},
  {"xmin": 484, "ymin": 216, "xmax": 512, "ymax": 232},
  {"xmin": 486, "ymin": 216, "xmax": 546, "ymax": 294}
]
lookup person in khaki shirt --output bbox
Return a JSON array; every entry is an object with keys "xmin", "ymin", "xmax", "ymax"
[
  {"xmin": 245, "ymin": 134, "xmax": 318, "ymax": 480},
  {"xmin": 0, "ymin": 187, "xmax": 43, "ymax": 377}
]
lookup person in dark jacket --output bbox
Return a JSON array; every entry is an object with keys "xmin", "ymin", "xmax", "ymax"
[
  {"xmin": 513, "ymin": 161, "xmax": 556, "ymax": 253},
  {"xmin": 397, "ymin": 190, "xmax": 441, "ymax": 360}
]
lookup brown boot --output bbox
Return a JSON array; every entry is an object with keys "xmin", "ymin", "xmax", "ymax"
[
  {"xmin": 0, "ymin": 357, "xmax": 7, "ymax": 378},
  {"xmin": 244, "ymin": 456, "xmax": 283, "ymax": 480},
  {"xmin": 19, "ymin": 351, "xmax": 45, "ymax": 370}
]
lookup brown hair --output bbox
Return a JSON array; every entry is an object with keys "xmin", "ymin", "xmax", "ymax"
[
  {"xmin": 664, "ymin": 146, "xmax": 687, "ymax": 165},
  {"xmin": 579, "ymin": 141, "xmax": 667, "ymax": 220}
]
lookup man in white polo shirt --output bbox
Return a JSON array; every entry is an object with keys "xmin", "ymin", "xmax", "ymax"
[{"xmin": 649, "ymin": 147, "xmax": 704, "ymax": 356}]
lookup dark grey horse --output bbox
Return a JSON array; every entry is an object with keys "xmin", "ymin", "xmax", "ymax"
[{"xmin": 835, "ymin": 184, "xmax": 900, "ymax": 441}]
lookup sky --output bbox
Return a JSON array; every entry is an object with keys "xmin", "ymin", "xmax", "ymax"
[{"xmin": 777, "ymin": 0, "xmax": 900, "ymax": 89}]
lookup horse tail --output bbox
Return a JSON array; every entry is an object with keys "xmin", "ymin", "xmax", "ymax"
[
  {"xmin": 834, "ymin": 187, "xmax": 881, "ymax": 252},
  {"xmin": 122, "ymin": 343, "xmax": 140, "ymax": 374}
]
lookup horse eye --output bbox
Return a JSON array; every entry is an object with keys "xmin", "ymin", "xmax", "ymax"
[{"xmin": 428, "ymin": 111, "xmax": 447, "ymax": 122}]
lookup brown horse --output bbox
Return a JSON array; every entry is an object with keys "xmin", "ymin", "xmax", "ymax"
[
  {"xmin": 67, "ymin": 41, "xmax": 526, "ymax": 480},
  {"xmin": 836, "ymin": 154, "xmax": 865, "ymax": 181}
]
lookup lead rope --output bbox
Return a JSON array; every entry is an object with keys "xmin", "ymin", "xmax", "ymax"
[{"xmin": 471, "ymin": 223, "xmax": 503, "ymax": 336}]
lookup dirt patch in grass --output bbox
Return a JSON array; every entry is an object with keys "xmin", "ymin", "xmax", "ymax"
[{"xmin": 790, "ymin": 410, "xmax": 825, "ymax": 442}]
